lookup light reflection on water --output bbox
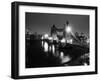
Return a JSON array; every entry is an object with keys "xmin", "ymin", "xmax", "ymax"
[
  {"xmin": 60, "ymin": 52, "xmax": 64, "ymax": 59},
  {"xmin": 42, "ymin": 41, "xmax": 71, "ymax": 63},
  {"xmin": 52, "ymin": 45, "xmax": 55, "ymax": 54},
  {"xmin": 61, "ymin": 55, "xmax": 71, "ymax": 64},
  {"xmin": 44, "ymin": 42, "xmax": 48, "ymax": 52},
  {"xmin": 59, "ymin": 52, "xmax": 71, "ymax": 64},
  {"xmin": 42, "ymin": 41, "xmax": 43, "ymax": 47},
  {"xmin": 84, "ymin": 63, "xmax": 88, "ymax": 66},
  {"xmin": 49, "ymin": 46, "xmax": 51, "ymax": 52}
]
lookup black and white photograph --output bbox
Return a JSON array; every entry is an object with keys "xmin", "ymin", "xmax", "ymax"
[
  {"xmin": 11, "ymin": 1, "xmax": 97, "ymax": 79},
  {"xmin": 25, "ymin": 13, "xmax": 90, "ymax": 68}
]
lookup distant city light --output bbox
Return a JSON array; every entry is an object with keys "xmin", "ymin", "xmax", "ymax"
[
  {"xmin": 86, "ymin": 38, "xmax": 89, "ymax": 44},
  {"xmin": 66, "ymin": 26, "xmax": 71, "ymax": 33}
]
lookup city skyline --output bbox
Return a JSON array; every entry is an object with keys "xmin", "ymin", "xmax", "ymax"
[{"xmin": 26, "ymin": 12, "xmax": 89, "ymax": 36}]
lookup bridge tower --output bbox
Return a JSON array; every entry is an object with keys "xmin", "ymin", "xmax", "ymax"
[{"xmin": 64, "ymin": 21, "xmax": 73, "ymax": 44}]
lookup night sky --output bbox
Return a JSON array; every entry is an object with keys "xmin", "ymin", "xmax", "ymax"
[{"xmin": 25, "ymin": 12, "xmax": 89, "ymax": 36}]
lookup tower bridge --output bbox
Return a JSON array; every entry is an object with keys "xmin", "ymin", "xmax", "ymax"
[{"xmin": 50, "ymin": 21, "xmax": 88, "ymax": 46}]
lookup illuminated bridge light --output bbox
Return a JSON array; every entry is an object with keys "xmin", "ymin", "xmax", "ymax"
[
  {"xmin": 66, "ymin": 26, "xmax": 71, "ymax": 33},
  {"xmin": 67, "ymin": 39, "xmax": 73, "ymax": 44},
  {"xmin": 48, "ymin": 37, "xmax": 53, "ymax": 40},
  {"xmin": 44, "ymin": 34, "xmax": 49, "ymax": 39},
  {"xmin": 86, "ymin": 38, "xmax": 89, "ymax": 44},
  {"xmin": 61, "ymin": 38, "xmax": 66, "ymax": 43}
]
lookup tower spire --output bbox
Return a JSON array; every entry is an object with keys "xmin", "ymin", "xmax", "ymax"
[{"xmin": 66, "ymin": 21, "xmax": 69, "ymax": 26}]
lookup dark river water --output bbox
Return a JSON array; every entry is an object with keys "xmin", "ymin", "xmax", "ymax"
[{"xmin": 26, "ymin": 39, "xmax": 89, "ymax": 68}]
